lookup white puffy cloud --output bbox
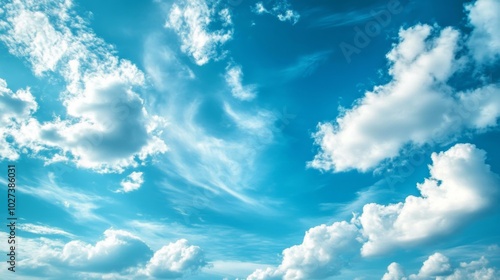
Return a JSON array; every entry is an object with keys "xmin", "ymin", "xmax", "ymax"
[
  {"xmin": 165, "ymin": 0, "xmax": 233, "ymax": 65},
  {"xmin": 225, "ymin": 65, "xmax": 257, "ymax": 101},
  {"xmin": 359, "ymin": 143, "xmax": 499, "ymax": 256},
  {"xmin": 382, "ymin": 262, "xmax": 407, "ymax": 280},
  {"xmin": 0, "ymin": 77, "xmax": 37, "ymax": 160},
  {"xmin": 247, "ymin": 221, "xmax": 361, "ymax": 280},
  {"xmin": 416, "ymin": 253, "xmax": 452, "ymax": 277},
  {"xmin": 0, "ymin": 0, "xmax": 167, "ymax": 172},
  {"xmin": 0, "ymin": 0, "xmax": 72, "ymax": 76},
  {"xmin": 140, "ymin": 239, "xmax": 207, "ymax": 279},
  {"xmin": 252, "ymin": 1, "xmax": 300, "ymax": 25},
  {"xmin": 119, "ymin": 171, "xmax": 144, "ymax": 193},
  {"xmin": 309, "ymin": 23, "xmax": 500, "ymax": 172},
  {"xmin": 3, "ymin": 228, "xmax": 207, "ymax": 278},
  {"xmin": 247, "ymin": 143, "xmax": 500, "ymax": 279},
  {"xmin": 466, "ymin": 0, "xmax": 500, "ymax": 63},
  {"xmin": 385, "ymin": 253, "xmax": 499, "ymax": 280},
  {"xmin": 61, "ymin": 229, "xmax": 152, "ymax": 272},
  {"xmin": 441, "ymin": 257, "xmax": 498, "ymax": 280}
]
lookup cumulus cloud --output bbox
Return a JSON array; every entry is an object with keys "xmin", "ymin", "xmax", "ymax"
[
  {"xmin": 247, "ymin": 221, "xmax": 361, "ymax": 280},
  {"xmin": 441, "ymin": 257, "xmax": 498, "ymax": 280},
  {"xmin": 417, "ymin": 253, "xmax": 452, "ymax": 277},
  {"xmin": 309, "ymin": 23, "xmax": 500, "ymax": 172},
  {"xmin": 359, "ymin": 144, "xmax": 499, "ymax": 256},
  {"xmin": 60, "ymin": 229, "xmax": 152, "ymax": 272},
  {"xmin": 0, "ymin": 77, "xmax": 37, "ymax": 160},
  {"xmin": 0, "ymin": 0, "xmax": 167, "ymax": 172},
  {"xmin": 252, "ymin": 1, "xmax": 300, "ymax": 25},
  {"xmin": 382, "ymin": 262, "xmax": 406, "ymax": 280},
  {"xmin": 225, "ymin": 65, "xmax": 257, "ymax": 101},
  {"xmin": 165, "ymin": 0, "xmax": 233, "ymax": 65},
  {"xmin": 383, "ymin": 253, "xmax": 499, "ymax": 280},
  {"xmin": 248, "ymin": 143, "xmax": 500, "ymax": 279},
  {"xmin": 140, "ymin": 239, "xmax": 207, "ymax": 279},
  {"xmin": 5, "ymin": 228, "xmax": 206, "ymax": 278},
  {"xmin": 466, "ymin": 0, "xmax": 500, "ymax": 63},
  {"xmin": 119, "ymin": 171, "xmax": 144, "ymax": 193}
]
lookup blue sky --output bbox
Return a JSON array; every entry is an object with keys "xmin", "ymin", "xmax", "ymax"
[{"xmin": 0, "ymin": 0, "xmax": 499, "ymax": 279}]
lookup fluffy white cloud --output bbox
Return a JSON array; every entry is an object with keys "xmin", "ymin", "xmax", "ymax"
[
  {"xmin": 247, "ymin": 143, "xmax": 500, "ymax": 279},
  {"xmin": 0, "ymin": 0, "xmax": 167, "ymax": 172},
  {"xmin": 382, "ymin": 262, "xmax": 406, "ymax": 280},
  {"xmin": 0, "ymin": 0, "xmax": 72, "ymax": 76},
  {"xmin": 441, "ymin": 257, "xmax": 498, "ymax": 280},
  {"xmin": 384, "ymin": 253, "xmax": 499, "ymax": 280},
  {"xmin": 252, "ymin": 1, "xmax": 300, "ymax": 25},
  {"xmin": 0, "ymin": 77, "xmax": 37, "ymax": 160},
  {"xmin": 3, "ymin": 228, "xmax": 206, "ymax": 278},
  {"xmin": 359, "ymin": 143, "xmax": 499, "ymax": 256},
  {"xmin": 309, "ymin": 23, "xmax": 500, "ymax": 172},
  {"xmin": 165, "ymin": 0, "xmax": 233, "ymax": 65},
  {"xmin": 225, "ymin": 65, "xmax": 257, "ymax": 101},
  {"xmin": 140, "ymin": 239, "xmax": 207, "ymax": 279},
  {"xmin": 119, "ymin": 171, "xmax": 144, "ymax": 193},
  {"xmin": 417, "ymin": 253, "xmax": 452, "ymax": 277},
  {"xmin": 61, "ymin": 229, "xmax": 152, "ymax": 272},
  {"xmin": 466, "ymin": 0, "xmax": 500, "ymax": 63},
  {"xmin": 247, "ymin": 221, "xmax": 361, "ymax": 280}
]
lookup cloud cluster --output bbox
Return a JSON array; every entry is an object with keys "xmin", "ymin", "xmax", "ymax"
[
  {"xmin": 5, "ymin": 228, "xmax": 207, "ymax": 279},
  {"xmin": 359, "ymin": 143, "xmax": 499, "ymax": 256},
  {"xmin": 382, "ymin": 253, "xmax": 499, "ymax": 279},
  {"xmin": 253, "ymin": 1, "xmax": 300, "ymax": 25},
  {"xmin": 0, "ymin": 78, "xmax": 37, "ymax": 160},
  {"xmin": 247, "ymin": 143, "xmax": 500, "ymax": 279},
  {"xmin": 140, "ymin": 239, "xmax": 207, "ymax": 279},
  {"xmin": 165, "ymin": 0, "xmax": 233, "ymax": 65},
  {"xmin": 247, "ymin": 221, "xmax": 360, "ymax": 280},
  {"xmin": 0, "ymin": 0, "xmax": 168, "ymax": 172},
  {"xmin": 310, "ymin": 12, "xmax": 500, "ymax": 172},
  {"xmin": 61, "ymin": 229, "xmax": 152, "ymax": 272}
]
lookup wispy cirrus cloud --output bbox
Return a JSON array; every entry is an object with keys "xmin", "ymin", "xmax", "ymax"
[
  {"xmin": 20, "ymin": 172, "xmax": 107, "ymax": 222},
  {"xmin": 310, "ymin": 8, "xmax": 383, "ymax": 29},
  {"xmin": 18, "ymin": 223, "xmax": 75, "ymax": 238},
  {"xmin": 280, "ymin": 50, "xmax": 331, "ymax": 79}
]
